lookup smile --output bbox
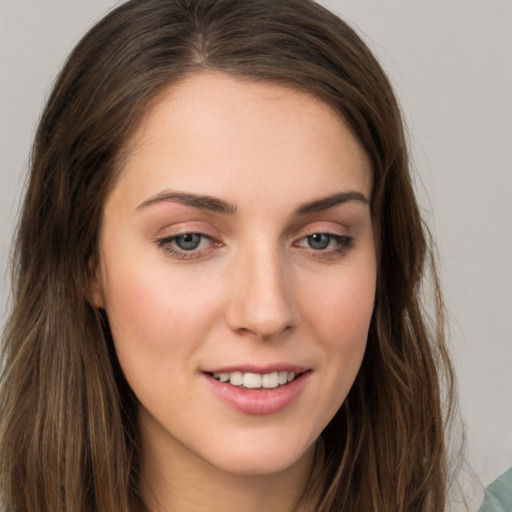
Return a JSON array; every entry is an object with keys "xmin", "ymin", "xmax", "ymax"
[
  {"xmin": 203, "ymin": 369, "xmax": 311, "ymax": 415},
  {"xmin": 210, "ymin": 370, "xmax": 297, "ymax": 389}
]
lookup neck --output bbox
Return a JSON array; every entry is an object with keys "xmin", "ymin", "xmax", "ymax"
[{"xmin": 139, "ymin": 432, "xmax": 317, "ymax": 512}]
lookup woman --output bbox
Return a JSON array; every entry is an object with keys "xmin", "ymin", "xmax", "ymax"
[{"xmin": 0, "ymin": 0, "xmax": 465, "ymax": 510}]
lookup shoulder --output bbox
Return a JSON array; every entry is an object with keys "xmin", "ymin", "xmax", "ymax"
[{"xmin": 478, "ymin": 467, "xmax": 512, "ymax": 512}]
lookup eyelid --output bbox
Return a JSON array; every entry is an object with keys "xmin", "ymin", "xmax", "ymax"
[
  {"xmin": 293, "ymin": 221, "xmax": 349, "ymax": 240},
  {"xmin": 153, "ymin": 221, "xmax": 224, "ymax": 261},
  {"xmin": 156, "ymin": 233, "xmax": 221, "ymax": 261},
  {"xmin": 153, "ymin": 218, "xmax": 220, "ymax": 237},
  {"xmin": 292, "ymin": 222, "xmax": 355, "ymax": 257}
]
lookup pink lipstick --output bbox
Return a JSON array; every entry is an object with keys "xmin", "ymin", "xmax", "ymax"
[{"xmin": 201, "ymin": 367, "xmax": 311, "ymax": 415}]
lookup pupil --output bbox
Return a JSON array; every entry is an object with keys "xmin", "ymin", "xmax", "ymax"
[
  {"xmin": 308, "ymin": 234, "xmax": 330, "ymax": 250},
  {"xmin": 176, "ymin": 234, "xmax": 201, "ymax": 250}
]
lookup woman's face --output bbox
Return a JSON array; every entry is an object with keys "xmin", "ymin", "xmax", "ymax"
[{"xmin": 92, "ymin": 72, "xmax": 376, "ymax": 477}]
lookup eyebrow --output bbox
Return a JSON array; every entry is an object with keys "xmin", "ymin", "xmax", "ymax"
[
  {"xmin": 294, "ymin": 191, "xmax": 369, "ymax": 215},
  {"xmin": 137, "ymin": 191, "xmax": 237, "ymax": 214},
  {"xmin": 136, "ymin": 190, "xmax": 368, "ymax": 215}
]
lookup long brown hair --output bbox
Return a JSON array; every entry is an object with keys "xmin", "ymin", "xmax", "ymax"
[{"xmin": 0, "ymin": 1, "xmax": 456, "ymax": 510}]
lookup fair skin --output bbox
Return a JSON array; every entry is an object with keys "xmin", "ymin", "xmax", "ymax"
[{"xmin": 91, "ymin": 72, "xmax": 376, "ymax": 512}]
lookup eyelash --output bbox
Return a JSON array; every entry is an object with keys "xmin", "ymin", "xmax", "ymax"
[
  {"xmin": 295, "ymin": 233, "xmax": 354, "ymax": 257},
  {"xmin": 155, "ymin": 232, "xmax": 354, "ymax": 261},
  {"xmin": 156, "ymin": 232, "xmax": 218, "ymax": 260}
]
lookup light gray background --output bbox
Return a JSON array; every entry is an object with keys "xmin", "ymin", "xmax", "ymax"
[{"xmin": 1, "ymin": 0, "xmax": 511, "ymax": 501}]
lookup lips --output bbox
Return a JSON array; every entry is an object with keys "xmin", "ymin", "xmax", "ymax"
[{"xmin": 202, "ymin": 366, "xmax": 311, "ymax": 415}]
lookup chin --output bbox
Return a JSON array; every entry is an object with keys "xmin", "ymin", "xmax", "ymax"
[{"xmin": 200, "ymin": 432, "xmax": 317, "ymax": 476}]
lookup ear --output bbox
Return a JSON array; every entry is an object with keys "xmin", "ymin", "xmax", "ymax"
[{"xmin": 88, "ymin": 255, "xmax": 105, "ymax": 309}]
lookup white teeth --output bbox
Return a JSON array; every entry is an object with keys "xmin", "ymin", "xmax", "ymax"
[
  {"xmin": 229, "ymin": 371, "xmax": 243, "ymax": 386},
  {"xmin": 212, "ymin": 370, "xmax": 298, "ymax": 388},
  {"xmin": 262, "ymin": 372, "xmax": 279, "ymax": 389},
  {"xmin": 278, "ymin": 371, "xmax": 288, "ymax": 385},
  {"xmin": 243, "ymin": 373, "xmax": 262, "ymax": 388}
]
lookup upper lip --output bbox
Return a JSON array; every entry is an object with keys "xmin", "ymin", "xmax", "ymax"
[{"xmin": 202, "ymin": 364, "xmax": 310, "ymax": 374}]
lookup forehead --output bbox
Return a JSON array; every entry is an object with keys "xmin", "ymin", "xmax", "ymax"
[{"xmin": 108, "ymin": 71, "xmax": 372, "ymax": 212}]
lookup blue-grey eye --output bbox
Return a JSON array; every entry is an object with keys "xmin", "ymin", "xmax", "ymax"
[
  {"xmin": 307, "ymin": 233, "xmax": 332, "ymax": 250},
  {"xmin": 175, "ymin": 233, "xmax": 202, "ymax": 250}
]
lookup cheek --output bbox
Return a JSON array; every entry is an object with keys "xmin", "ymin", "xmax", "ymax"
[
  {"xmin": 291, "ymin": 261, "xmax": 376, "ymax": 431},
  {"xmin": 309, "ymin": 267, "xmax": 375, "ymax": 338},
  {"xmin": 302, "ymin": 259, "xmax": 376, "ymax": 375},
  {"xmin": 100, "ymin": 257, "xmax": 221, "ymax": 375}
]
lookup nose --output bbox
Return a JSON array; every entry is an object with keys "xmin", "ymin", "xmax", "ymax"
[{"xmin": 225, "ymin": 246, "xmax": 297, "ymax": 340}]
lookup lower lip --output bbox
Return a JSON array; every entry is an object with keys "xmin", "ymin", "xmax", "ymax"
[{"xmin": 202, "ymin": 372, "xmax": 311, "ymax": 415}]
